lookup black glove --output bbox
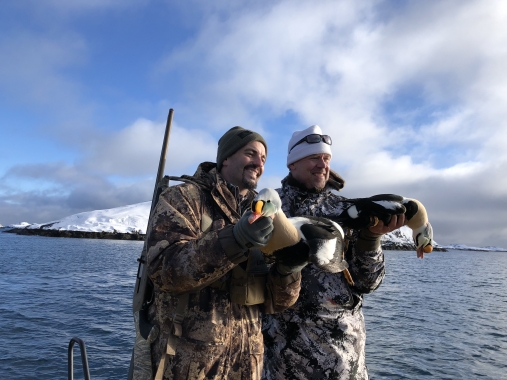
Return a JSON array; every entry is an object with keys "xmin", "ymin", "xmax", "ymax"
[
  {"xmin": 233, "ymin": 210, "xmax": 274, "ymax": 250},
  {"xmin": 272, "ymin": 240, "xmax": 309, "ymax": 275},
  {"xmin": 334, "ymin": 194, "xmax": 406, "ymax": 230}
]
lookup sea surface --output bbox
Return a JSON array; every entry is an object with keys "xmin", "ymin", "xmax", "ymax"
[{"xmin": 0, "ymin": 232, "xmax": 506, "ymax": 379}]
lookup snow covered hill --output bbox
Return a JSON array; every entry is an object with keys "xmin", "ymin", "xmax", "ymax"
[
  {"xmin": 6, "ymin": 202, "xmax": 151, "ymax": 234},
  {"xmin": 2, "ymin": 202, "xmax": 505, "ymax": 251}
]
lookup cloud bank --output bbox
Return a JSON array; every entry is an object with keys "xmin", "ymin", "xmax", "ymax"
[{"xmin": 1, "ymin": 0, "xmax": 506, "ymax": 248}]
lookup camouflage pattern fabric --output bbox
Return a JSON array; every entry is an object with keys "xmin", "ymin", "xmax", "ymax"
[
  {"xmin": 145, "ymin": 162, "xmax": 302, "ymax": 380},
  {"xmin": 131, "ymin": 310, "xmax": 156, "ymax": 380},
  {"xmin": 262, "ymin": 173, "xmax": 385, "ymax": 380}
]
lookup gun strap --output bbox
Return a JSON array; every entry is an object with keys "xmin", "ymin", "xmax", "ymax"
[
  {"xmin": 155, "ymin": 292, "xmax": 190, "ymax": 379},
  {"xmin": 341, "ymin": 228, "xmax": 355, "ymax": 286}
]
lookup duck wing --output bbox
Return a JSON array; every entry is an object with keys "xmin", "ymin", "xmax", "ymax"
[{"xmin": 298, "ymin": 216, "xmax": 348, "ymax": 273}]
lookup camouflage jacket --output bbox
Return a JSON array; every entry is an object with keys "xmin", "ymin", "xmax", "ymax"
[
  {"xmin": 262, "ymin": 172, "xmax": 385, "ymax": 380},
  {"xmin": 146, "ymin": 162, "xmax": 302, "ymax": 380}
]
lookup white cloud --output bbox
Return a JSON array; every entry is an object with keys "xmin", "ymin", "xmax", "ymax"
[
  {"xmin": 2, "ymin": 0, "xmax": 507, "ymax": 248},
  {"xmin": 81, "ymin": 118, "xmax": 217, "ymax": 177},
  {"xmin": 157, "ymin": 0, "xmax": 507, "ymax": 166}
]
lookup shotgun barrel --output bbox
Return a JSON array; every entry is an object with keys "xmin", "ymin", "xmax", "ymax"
[{"xmin": 132, "ymin": 108, "xmax": 174, "ymax": 313}]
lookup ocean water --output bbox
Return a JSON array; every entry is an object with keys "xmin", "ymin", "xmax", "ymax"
[
  {"xmin": 0, "ymin": 232, "xmax": 506, "ymax": 379},
  {"xmin": 0, "ymin": 232, "xmax": 140, "ymax": 379}
]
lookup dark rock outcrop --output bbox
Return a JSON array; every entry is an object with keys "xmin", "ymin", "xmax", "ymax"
[{"xmin": 4, "ymin": 228, "xmax": 145, "ymax": 241}]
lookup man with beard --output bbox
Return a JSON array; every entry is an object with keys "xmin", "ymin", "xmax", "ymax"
[
  {"xmin": 144, "ymin": 127, "xmax": 306, "ymax": 380},
  {"xmin": 262, "ymin": 125, "xmax": 405, "ymax": 380}
]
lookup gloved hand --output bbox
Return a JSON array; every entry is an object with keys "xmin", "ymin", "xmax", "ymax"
[
  {"xmin": 273, "ymin": 240, "xmax": 310, "ymax": 275},
  {"xmin": 335, "ymin": 194, "xmax": 406, "ymax": 230},
  {"xmin": 233, "ymin": 210, "xmax": 274, "ymax": 250}
]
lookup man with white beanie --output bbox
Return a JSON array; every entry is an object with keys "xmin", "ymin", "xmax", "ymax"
[{"xmin": 262, "ymin": 125, "xmax": 405, "ymax": 380}]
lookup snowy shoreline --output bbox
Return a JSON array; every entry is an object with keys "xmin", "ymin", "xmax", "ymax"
[
  {"xmin": 3, "ymin": 226, "xmax": 440, "ymax": 250},
  {"xmin": 2, "ymin": 201, "xmax": 505, "ymax": 252},
  {"xmin": 2, "ymin": 227, "xmax": 145, "ymax": 241}
]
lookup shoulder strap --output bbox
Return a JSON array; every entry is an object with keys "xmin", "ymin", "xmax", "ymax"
[{"xmin": 155, "ymin": 292, "xmax": 190, "ymax": 379}]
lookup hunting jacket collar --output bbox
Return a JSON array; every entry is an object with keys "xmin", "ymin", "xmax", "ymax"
[{"xmin": 177, "ymin": 161, "xmax": 256, "ymax": 223}]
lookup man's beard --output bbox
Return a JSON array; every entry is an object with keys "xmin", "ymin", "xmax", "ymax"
[
  {"xmin": 311, "ymin": 171, "xmax": 328, "ymax": 192},
  {"xmin": 242, "ymin": 177, "xmax": 258, "ymax": 190},
  {"xmin": 242, "ymin": 165, "xmax": 260, "ymax": 190}
]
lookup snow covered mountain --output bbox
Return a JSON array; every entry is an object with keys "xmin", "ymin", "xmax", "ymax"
[{"xmin": 3, "ymin": 202, "xmax": 506, "ymax": 252}]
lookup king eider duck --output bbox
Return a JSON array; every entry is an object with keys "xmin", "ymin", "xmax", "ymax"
[
  {"xmin": 248, "ymin": 188, "xmax": 352, "ymax": 278},
  {"xmin": 334, "ymin": 194, "xmax": 434, "ymax": 258},
  {"xmin": 402, "ymin": 198, "xmax": 434, "ymax": 258}
]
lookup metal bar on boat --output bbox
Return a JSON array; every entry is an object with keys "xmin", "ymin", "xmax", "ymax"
[{"xmin": 68, "ymin": 337, "xmax": 91, "ymax": 380}]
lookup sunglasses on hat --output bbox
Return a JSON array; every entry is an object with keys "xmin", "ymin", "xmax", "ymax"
[{"xmin": 289, "ymin": 134, "xmax": 332, "ymax": 153}]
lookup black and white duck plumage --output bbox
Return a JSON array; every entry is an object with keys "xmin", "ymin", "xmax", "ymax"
[
  {"xmin": 333, "ymin": 194, "xmax": 434, "ymax": 258},
  {"xmin": 249, "ymin": 188, "xmax": 349, "ymax": 274}
]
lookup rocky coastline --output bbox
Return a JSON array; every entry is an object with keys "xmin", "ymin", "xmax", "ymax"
[
  {"xmin": 3, "ymin": 227, "xmax": 145, "ymax": 241},
  {"xmin": 381, "ymin": 241, "xmax": 447, "ymax": 252}
]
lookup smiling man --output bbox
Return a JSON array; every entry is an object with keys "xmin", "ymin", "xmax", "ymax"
[
  {"xmin": 286, "ymin": 128, "xmax": 333, "ymax": 191},
  {"xmin": 217, "ymin": 128, "xmax": 266, "ymax": 194},
  {"xmin": 262, "ymin": 125, "xmax": 405, "ymax": 380},
  {"xmin": 140, "ymin": 126, "xmax": 304, "ymax": 380}
]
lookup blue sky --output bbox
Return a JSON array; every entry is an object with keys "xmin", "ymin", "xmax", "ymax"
[{"xmin": 1, "ymin": 0, "xmax": 507, "ymax": 248}]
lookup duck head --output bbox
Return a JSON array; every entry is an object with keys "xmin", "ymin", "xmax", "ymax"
[
  {"xmin": 403, "ymin": 198, "xmax": 434, "ymax": 257},
  {"xmin": 248, "ymin": 188, "xmax": 282, "ymax": 223}
]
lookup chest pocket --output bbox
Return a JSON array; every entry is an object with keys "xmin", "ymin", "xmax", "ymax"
[{"xmin": 229, "ymin": 249, "xmax": 269, "ymax": 305}]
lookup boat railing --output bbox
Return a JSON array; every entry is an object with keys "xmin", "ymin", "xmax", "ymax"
[{"xmin": 68, "ymin": 337, "xmax": 91, "ymax": 380}]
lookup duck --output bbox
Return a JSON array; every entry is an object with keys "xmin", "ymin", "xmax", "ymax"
[
  {"xmin": 334, "ymin": 194, "xmax": 434, "ymax": 258},
  {"xmin": 402, "ymin": 198, "xmax": 434, "ymax": 258},
  {"xmin": 248, "ymin": 188, "xmax": 351, "ymax": 277}
]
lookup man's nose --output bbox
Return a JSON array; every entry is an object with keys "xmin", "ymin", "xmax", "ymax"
[
  {"xmin": 252, "ymin": 155, "xmax": 264, "ymax": 168},
  {"xmin": 316, "ymin": 156, "xmax": 328, "ymax": 167}
]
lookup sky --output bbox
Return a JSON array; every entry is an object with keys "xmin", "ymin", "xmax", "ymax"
[{"xmin": 1, "ymin": 0, "xmax": 507, "ymax": 248}]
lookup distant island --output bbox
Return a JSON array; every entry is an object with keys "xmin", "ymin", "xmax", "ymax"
[
  {"xmin": 3, "ymin": 227, "xmax": 145, "ymax": 241},
  {"xmin": 2, "ymin": 202, "xmax": 150, "ymax": 241},
  {"xmin": 2, "ymin": 202, "xmax": 506, "ymax": 252}
]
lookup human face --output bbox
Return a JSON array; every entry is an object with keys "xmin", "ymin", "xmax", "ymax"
[
  {"xmin": 220, "ymin": 140, "xmax": 266, "ymax": 195},
  {"xmin": 289, "ymin": 153, "xmax": 331, "ymax": 190}
]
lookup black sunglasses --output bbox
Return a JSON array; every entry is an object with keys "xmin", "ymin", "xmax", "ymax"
[{"xmin": 289, "ymin": 134, "xmax": 332, "ymax": 152}]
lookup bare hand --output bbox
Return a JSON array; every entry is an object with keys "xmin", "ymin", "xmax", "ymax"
[{"xmin": 369, "ymin": 214, "xmax": 406, "ymax": 235}]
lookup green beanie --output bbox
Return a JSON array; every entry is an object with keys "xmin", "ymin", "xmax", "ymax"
[{"xmin": 216, "ymin": 126, "xmax": 268, "ymax": 172}]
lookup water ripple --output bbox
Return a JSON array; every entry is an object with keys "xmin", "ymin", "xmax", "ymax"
[{"xmin": 1, "ymin": 233, "xmax": 506, "ymax": 379}]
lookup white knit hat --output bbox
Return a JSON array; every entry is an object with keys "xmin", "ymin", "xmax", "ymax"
[{"xmin": 287, "ymin": 125, "xmax": 332, "ymax": 166}]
